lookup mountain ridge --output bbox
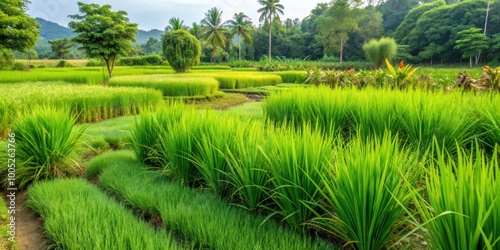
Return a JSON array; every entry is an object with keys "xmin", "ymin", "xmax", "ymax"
[{"xmin": 35, "ymin": 18, "xmax": 163, "ymax": 43}]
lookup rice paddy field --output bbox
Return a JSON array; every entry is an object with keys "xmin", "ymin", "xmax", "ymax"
[{"xmin": 1, "ymin": 64, "xmax": 499, "ymax": 250}]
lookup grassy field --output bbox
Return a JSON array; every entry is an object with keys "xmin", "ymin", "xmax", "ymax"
[{"xmin": 1, "ymin": 65, "xmax": 499, "ymax": 249}]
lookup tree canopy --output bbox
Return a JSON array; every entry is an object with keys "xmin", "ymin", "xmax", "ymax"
[
  {"xmin": 68, "ymin": 2, "xmax": 138, "ymax": 78},
  {"xmin": 0, "ymin": 0, "xmax": 40, "ymax": 52},
  {"xmin": 258, "ymin": 0, "xmax": 285, "ymax": 60}
]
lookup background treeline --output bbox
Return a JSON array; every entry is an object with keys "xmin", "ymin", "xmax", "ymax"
[{"xmin": 24, "ymin": 0, "xmax": 500, "ymax": 65}]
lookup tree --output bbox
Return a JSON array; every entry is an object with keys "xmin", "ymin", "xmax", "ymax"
[
  {"xmin": 162, "ymin": 30, "xmax": 201, "ymax": 73},
  {"xmin": 418, "ymin": 43, "xmax": 445, "ymax": 65},
  {"xmin": 166, "ymin": 17, "xmax": 185, "ymax": 31},
  {"xmin": 189, "ymin": 22, "xmax": 203, "ymax": 40},
  {"xmin": 317, "ymin": 0, "xmax": 359, "ymax": 63},
  {"xmin": 455, "ymin": 27, "xmax": 489, "ymax": 68},
  {"xmin": 0, "ymin": 49, "xmax": 15, "ymax": 70},
  {"xmin": 0, "ymin": 0, "xmax": 40, "ymax": 52},
  {"xmin": 48, "ymin": 38, "xmax": 73, "ymax": 59},
  {"xmin": 227, "ymin": 12, "xmax": 254, "ymax": 60},
  {"xmin": 24, "ymin": 48, "xmax": 38, "ymax": 66},
  {"xmin": 201, "ymin": 7, "xmax": 229, "ymax": 63},
  {"xmin": 68, "ymin": 2, "xmax": 138, "ymax": 78},
  {"xmin": 142, "ymin": 37, "xmax": 161, "ymax": 54},
  {"xmin": 258, "ymin": 0, "xmax": 285, "ymax": 61},
  {"xmin": 363, "ymin": 37, "xmax": 397, "ymax": 68}
]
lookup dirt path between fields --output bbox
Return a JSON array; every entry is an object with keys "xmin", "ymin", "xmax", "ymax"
[{"xmin": 3, "ymin": 191, "xmax": 46, "ymax": 250}]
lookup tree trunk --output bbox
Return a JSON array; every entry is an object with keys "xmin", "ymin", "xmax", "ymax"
[
  {"xmin": 268, "ymin": 15, "xmax": 272, "ymax": 61},
  {"xmin": 212, "ymin": 45, "xmax": 216, "ymax": 63},
  {"xmin": 469, "ymin": 56, "xmax": 472, "ymax": 68},
  {"xmin": 340, "ymin": 38, "xmax": 343, "ymax": 64},
  {"xmin": 476, "ymin": 0, "xmax": 490, "ymax": 64},
  {"xmin": 238, "ymin": 34, "xmax": 242, "ymax": 60}
]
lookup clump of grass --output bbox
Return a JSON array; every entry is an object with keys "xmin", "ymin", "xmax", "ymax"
[
  {"xmin": 95, "ymin": 151, "xmax": 333, "ymax": 250},
  {"xmin": 223, "ymin": 121, "xmax": 270, "ymax": 211},
  {"xmin": 109, "ymin": 74, "xmax": 219, "ymax": 97},
  {"xmin": 416, "ymin": 144, "xmax": 500, "ymax": 250},
  {"xmin": 310, "ymin": 133, "xmax": 420, "ymax": 249},
  {"xmin": 264, "ymin": 125, "xmax": 333, "ymax": 231},
  {"xmin": 7, "ymin": 107, "xmax": 85, "ymax": 189},
  {"xmin": 28, "ymin": 178, "xmax": 180, "ymax": 249}
]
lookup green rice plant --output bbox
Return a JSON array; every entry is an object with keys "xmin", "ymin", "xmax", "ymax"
[
  {"xmin": 215, "ymin": 76, "xmax": 237, "ymax": 89},
  {"xmin": 108, "ymin": 74, "xmax": 219, "ymax": 96},
  {"xmin": 476, "ymin": 98, "xmax": 500, "ymax": 149},
  {"xmin": 417, "ymin": 144, "xmax": 500, "ymax": 250},
  {"xmin": 223, "ymin": 121, "xmax": 271, "ymax": 210},
  {"xmin": 0, "ymin": 82, "xmax": 163, "ymax": 136},
  {"xmin": 397, "ymin": 91, "xmax": 479, "ymax": 155},
  {"xmin": 264, "ymin": 86, "xmax": 352, "ymax": 137},
  {"xmin": 189, "ymin": 115, "xmax": 238, "ymax": 196},
  {"xmin": 349, "ymin": 89, "xmax": 400, "ymax": 140},
  {"xmin": 9, "ymin": 107, "xmax": 85, "ymax": 189},
  {"xmin": 310, "ymin": 133, "xmax": 420, "ymax": 249},
  {"xmin": 0, "ymin": 68, "xmax": 107, "ymax": 84},
  {"xmin": 234, "ymin": 75, "xmax": 283, "ymax": 88},
  {"xmin": 28, "ymin": 178, "xmax": 180, "ymax": 250},
  {"xmin": 264, "ymin": 124, "xmax": 333, "ymax": 232},
  {"xmin": 273, "ymin": 71, "xmax": 307, "ymax": 83},
  {"xmin": 96, "ymin": 151, "xmax": 333, "ymax": 250},
  {"xmin": 158, "ymin": 109, "xmax": 203, "ymax": 185},
  {"xmin": 130, "ymin": 105, "xmax": 185, "ymax": 168}
]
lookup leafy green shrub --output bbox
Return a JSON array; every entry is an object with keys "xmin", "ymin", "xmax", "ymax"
[
  {"xmin": 118, "ymin": 54, "xmax": 163, "ymax": 66},
  {"xmin": 109, "ymin": 74, "xmax": 219, "ymax": 96},
  {"xmin": 363, "ymin": 37, "xmax": 398, "ymax": 68},
  {"xmin": 9, "ymin": 108, "xmax": 85, "ymax": 189},
  {"xmin": 86, "ymin": 58, "xmax": 104, "ymax": 66},
  {"xmin": 12, "ymin": 62, "xmax": 29, "ymax": 71},
  {"xmin": 56, "ymin": 60, "xmax": 74, "ymax": 68},
  {"xmin": 28, "ymin": 178, "xmax": 180, "ymax": 249},
  {"xmin": 162, "ymin": 30, "xmax": 201, "ymax": 73}
]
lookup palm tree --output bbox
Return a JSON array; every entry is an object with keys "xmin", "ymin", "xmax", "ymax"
[
  {"xmin": 190, "ymin": 22, "xmax": 203, "ymax": 40},
  {"xmin": 257, "ymin": 0, "xmax": 284, "ymax": 61},
  {"xmin": 201, "ymin": 7, "xmax": 229, "ymax": 63},
  {"xmin": 227, "ymin": 12, "xmax": 254, "ymax": 60},
  {"xmin": 166, "ymin": 17, "xmax": 184, "ymax": 31}
]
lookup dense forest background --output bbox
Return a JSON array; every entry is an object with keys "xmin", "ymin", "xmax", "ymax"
[{"xmin": 20, "ymin": 0, "xmax": 500, "ymax": 65}]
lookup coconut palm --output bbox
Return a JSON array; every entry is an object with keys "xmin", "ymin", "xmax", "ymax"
[
  {"xmin": 201, "ymin": 7, "xmax": 229, "ymax": 63},
  {"xmin": 166, "ymin": 17, "xmax": 185, "ymax": 31},
  {"xmin": 190, "ymin": 22, "xmax": 203, "ymax": 40},
  {"xmin": 257, "ymin": 0, "xmax": 284, "ymax": 61},
  {"xmin": 227, "ymin": 12, "xmax": 254, "ymax": 60}
]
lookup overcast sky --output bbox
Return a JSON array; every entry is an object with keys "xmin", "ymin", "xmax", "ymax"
[{"xmin": 27, "ymin": 0, "xmax": 328, "ymax": 31}]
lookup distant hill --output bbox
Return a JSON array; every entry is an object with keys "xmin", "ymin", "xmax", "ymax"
[
  {"xmin": 36, "ymin": 18, "xmax": 75, "ymax": 40},
  {"xmin": 35, "ymin": 18, "xmax": 163, "ymax": 44},
  {"xmin": 136, "ymin": 29, "xmax": 163, "ymax": 44}
]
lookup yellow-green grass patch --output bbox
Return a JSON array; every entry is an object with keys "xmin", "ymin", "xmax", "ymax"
[
  {"xmin": 0, "ymin": 82, "xmax": 163, "ymax": 137},
  {"xmin": 109, "ymin": 74, "xmax": 219, "ymax": 97}
]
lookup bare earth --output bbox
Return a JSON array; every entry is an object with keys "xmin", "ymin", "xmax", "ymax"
[{"xmin": 3, "ymin": 191, "xmax": 46, "ymax": 250}]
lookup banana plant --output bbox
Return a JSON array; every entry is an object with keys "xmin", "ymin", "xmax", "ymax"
[{"xmin": 385, "ymin": 58, "xmax": 418, "ymax": 89}]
